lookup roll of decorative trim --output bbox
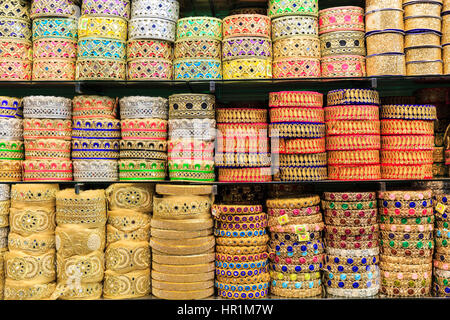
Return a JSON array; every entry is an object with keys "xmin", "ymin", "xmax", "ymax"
[
  {"xmin": 216, "ymin": 108, "xmax": 267, "ymax": 123},
  {"xmin": 173, "ymin": 58, "xmax": 222, "ymax": 80},
  {"xmin": 0, "ymin": 18, "xmax": 31, "ymax": 41},
  {"xmin": 278, "ymin": 166, "xmax": 327, "ymax": 181},
  {"xmin": 215, "ymin": 152, "xmax": 271, "ymax": 168},
  {"xmin": 274, "ymin": 36, "xmax": 319, "ymax": 59},
  {"xmin": 327, "ymin": 89, "xmax": 379, "ymax": 106},
  {"xmin": 31, "ymin": 0, "xmax": 77, "ymax": 19},
  {"xmin": 320, "ymin": 31, "xmax": 365, "ymax": 56},
  {"xmin": 81, "ymin": 0, "xmax": 130, "ymax": 19},
  {"xmin": 176, "ymin": 39, "xmax": 221, "ymax": 60},
  {"xmin": 318, "ymin": 6, "xmax": 365, "ymax": 34},
  {"xmin": 366, "ymin": 0, "xmax": 402, "ymax": 12},
  {"xmin": 169, "ymin": 119, "xmax": 216, "ymax": 141},
  {"xmin": 381, "ymin": 104, "xmax": 436, "ymax": 121},
  {"xmin": 269, "ymin": 91, "xmax": 323, "ymax": 108},
  {"xmin": 23, "ymin": 159, "xmax": 73, "ymax": 181},
  {"xmin": 365, "ymin": 9, "xmax": 404, "ymax": 34},
  {"xmin": 73, "ymin": 159, "xmax": 118, "ymax": 181},
  {"xmin": 273, "ymin": 58, "xmax": 321, "ymax": 78},
  {"xmin": 0, "ymin": 39, "xmax": 32, "ymax": 61},
  {"xmin": 406, "ymin": 60, "xmax": 443, "ymax": 76},
  {"xmin": 127, "ymin": 40, "xmax": 173, "ymax": 61},
  {"xmin": 78, "ymin": 16, "xmax": 127, "ymax": 41},
  {"xmin": 4, "ymin": 280, "xmax": 56, "ymax": 300},
  {"xmin": 268, "ymin": 0, "xmax": 319, "ymax": 18},
  {"xmin": 119, "ymin": 159, "xmax": 166, "ymax": 181},
  {"xmin": 23, "ymin": 96, "xmax": 71, "ymax": 120},
  {"xmin": 128, "ymin": 18, "xmax": 176, "ymax": 42},
  {"xmin": 380, "ymin": 119, "xmax": 434, "ymax": 135},
  {"xmin": 168, "ymin": 160, "xmax": 215, "ymax": 182},
  {"xmin": 25, "ymin": 139, "xmax": 70, "ymax": 160},
  {"xmin": 72, "ymin": 139, "xmax": 119, "ymax": 160},
  {"xmin": 405, "ymin": 32, "xmax": 441, "ymax": 49},
  {"xmin": 223, "ymin": 37, "xmax": 272, "ymax": 60},
  {"xmin": 279, "ymin": 152, "xmax": 327, "ymax": 167},
  {"xmin": 176, "ymin": 17, "xmax": 222, "ymax": 41},
  {"xmin": 0, "ymin": 140, "xmax": 23, "ymax": 160},
  {"xmin": 33, "ymin": 38, "xmax": 76, "ymax": 60},
  {"xmin": 0, "ymin": 1, "xmax": 30, "ymax": 20},
  {"xmin": 406, "ymin": 47, "xmax": 442, "ymax": 62},
  {"xmin": 321, "ymin": 55, "xmax": 366, "ymax": 77},
  {"xmin": 269, "ymin": 123, "xmax": 325, "ymax": 139},
  {"xmin": 121, "ymin": 118, "xmax": 167, "ymax": 140},
  {"xmin": 326, "ymin": 120, "xmax": 380, "ymax": 135},
  {"xmin": 222, "ymin": 14, "xmax": 271, "ymax": 40},
  {"xmin": 0, "ymin": 160, "xmax": 21, "ymax": 182},
  {"xmin": 169, "ymin": 94, "xmax": 215, "ymax": 119},
  {"xmin": 78, "ymin": 38, "xmax": 127, "ymax": 61},
  {"xmin": 127, "ymin": 58, "xmax": 173, "ymax": 80},
  {"xmin": 218, "ymin": 167, "xmax": 271, "ymax": 182},
  {"xmin": 72, "ymin": 118, "xmax": 120, "ymax": 140},
  {"xmin": 278, "ymin": 138, "xmax": 325, "ymax": 154},
  {"xmin": 271, "ymin": 15, "xmax": 319, "ymax": 41},
  {"xmin": 327, "ymin": 150, "xmax": 380, "ymax": 165},
  {"xmin": 131, "ymin": 0, "xmax": 179, "ymax": 22},
  {"xmin": 270, "ymin": 107, "xmax": 324, "ymax": 124},
  {"xmin": 0, "ymin": 59, "xmax": 31, "ymax": 80},
  {"xmin": 72, "ymin": 95, "xmax": 118, "ymax": 120},
  {"xmin": 32, "ymin": 17, "xmax": 77, "ymax": 40},
  {"xmin": 366, "ymin": 31, "xmax": 404, "ymax": 55},
  {"xmin": 23, "ymin": 119, "xmax": 71, "ymax": 140},
  {"xmin": 120, "ymin": 139, "xmax": 167, "ymax": 160},
  {"xmin": 328, "ymin": 165, "xmax": 381, "ymax": 180},
  {"xmin": 324, "ymin": 105, "xmax": 379, "ymax": 121},
  {"xmin": 325, "ymin": 135, "xmax": 381, "ymax": 151},
  {"xmin": 76, "ymin": 58, "xmax": 126, "ymax": 80},
  {"xmin": 404, "ymin": 15, "xmax": 442, "ymax": 33},
  {"xmin": 381, "ymin": 164, "xmax": 433, "ymax": 179}
]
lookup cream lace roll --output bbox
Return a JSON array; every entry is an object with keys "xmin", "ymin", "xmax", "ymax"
[
  {"xmin": 5, "ymin": 250, "xmax": 56, "ymax": 284},
  {"xmin": 11, "ymin": 184, "xmax": 59, "ymax": 209},
  {"xmin": 106, "ymin": 183, "xmax": 154, "ymax": 214},
  {"xmin": 105, "ymin": 240, "xmax": 150, "ymax": 274},
  {"xmin": 10, "ymin": 207, "xmax": 56, "ymax": 235},
  {"xmin": 103, "ymin": 269, "xmax": 151, "ymax": 299},
  {"xmin": 8, "ymin": 232, "xmax": 56, "ymax": 254},
  {"xmin": 55, "ymin": 224, "xmax": 106, "ymax": 258},
  {"xmin": 56, "ymin": 250, "xmax": 105, "ymax": 284},
  {"xmin": 4, "ymin": 279, "xmax": 56, "ymax": 300}
]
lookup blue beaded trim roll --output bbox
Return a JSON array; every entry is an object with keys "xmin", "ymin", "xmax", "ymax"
[
  {"xmin": 271, "ymin": 263, "xmax": 323, "ymax": 273},
  {"xmin": 436, "ymin": 229, "xmax": 450, "ymax": 239},
  {"xmin": 325, "ymin": 264, "xmax": 377, "ymax": 273},
  {"xmin": 0, "ymin": 18, "xmax": 31, "ymax": 40},
  {"xmin": 218, "ymin": 289, "xmax": 268, "ymax": 299},
  {"xmin": 215, "ymin": 282, "xmax": 269, "ymax": 292},
  {"xmin": 380, "ymin": 199, "xmax": 432, "ymax": 208},
  {"xmin": 0, "ymin": 98, "xmax": 22, "ymax": 119},
  {"xmin": 215, "ymin": 229, "xmax": 266, "ymax": 237},
  {"xmin": 325, "ymin": 255, "xmax": 378, "ymax": 265},
  {"xmin": 32, "ymin": 18, "xmax": 77, "ymax": 40},
  {"xmin": 216, "ymin": 267, "xmax": 267, "ymax": 278},
  {"xmin": 71, "ymin": 139, "xmax": 120, "ymax": 160},
  {"xmin": 326, "ymin": 279, "xmax": 377, "ymax": 289},
  {"xmin": 173, "ymin": 59, "xmax": 222, "ymax": 80},
  {"xmin": 215, "ymin": 260, "xmax": 268, "ymax": 269},
  {"xmin": 77, "ymin": 38, "xmax": 127, "ymax": 60},
  {"xmin": 269, "ymin": 123, "xmax": 326, "ymax": 139},
  {"xmin": 326, "ymin": 271, "xmax": 378, "ymax": 282},
  {"xmin": 271, "ymin": 279, "xmax": 321, "ymax": 289}
]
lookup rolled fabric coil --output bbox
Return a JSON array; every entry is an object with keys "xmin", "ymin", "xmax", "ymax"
[
  {"xmin": 176, "ymin": 39, "xmax": 221, "ymax": 60},
  {"xmin": 406, "ymin": 46, "xmax": 442, "ymax": 62},
  {"xmin": 271, "ymin": 16, "xmax": 319, "ymax": 41},
  {"xmin": 56, "ymin": 251, "xmax": 105, "ymax": 283},
  {"xmin": 127, "ymin": 40, "xmax": 173, "ymax": 61},
  {"xmin": 23, "ymin": 119, "xmax": 71, "ymax": 140},
  {"xmin": 381, "ymin": 164, "xmax": 433, "ymax": 179},
  {"xmin": 120, "ymin": 141, "xmax": 167, "ymax": 161},
  {"xmin": 76, "ymin": 58, "xmax": 126, "ymax": 80},
  {"xmin": 128, "ymin": 17, "xmax": 176, "ymax": 42},
  {"xmin": 121, "ymin": 118, "xmax": 167, "ymax": 140},
  {"xmin": 31, "ymin": 0, "xmax": 78, "ymax": 19},
  {"xmin": 218, "ymin": 167, "xmax": 272, "ymax": 182},
  {"xmin": 269, "ymin": 122, "xmax": 325, "ymax": 139},
  {"xmin": 81, "ymin": 0, "xmax": 130, "ymax": 19},
  {"xmin": 54, "ymin": 282, "xmax": 103, "ymax": 300},
  {"xmin": 0, "ymin": 96, "xmax": 22, "ymax": 119},
  {"xmin": 222, "ymin": 14, "xmax": 271, "ymax": 40},
  {"xmin": 78, "ymin": 16, "xmax": 127, "ymax": 41},
  {"xmin": 127, "ymin": 58, "xmax": 173, "ymax": 80},
  {"xmin": 366, "ymin": 31, "xmax": 404, "ymax": 55},
  {"xmin": 176, "ymin": 17, "xmax": 222, "ymax": 41},
  {"xmin": 71, "ymin": 139, "xmax": 120, "ymax": 160},
  {"xmin": 106, "ymin": 184, "xmax": 154, "ymax": 213},
  {"xmin": 319, "ymin": 31, "xmax": 365, "ymax": 56},
  {"xmin": 381, "ymin": 150, "xmax": 433, "ymax": 165},
  {"xmin": 326, "ymin": 120, "xmax": 380, "ymax": 135},
  {"xmin": 318, "ymin": 6, "xmax": 365, "ymax": 34},
  {"xmin": 323, "ymin": 191, "xmax": 376, "ymax": 201},
  {"xmin": 269, "ymin": 91, "xmax": 323, "ymax": 108},
  {"xmin": 404, "ymin": 15, "xmax": 442, "ymax": 33},
  {"xmin": 103, "ymin": 269, "xmax": 150, "ymax": 300},
  {"xmin": 0, "ymin": 118, "xmax": 23, "ymax": 140},
  {"xmin": 0, "ymin": 0, "xmax": 30, "ymax": 20},
  {"xmin": 278, "ymin": 152, "xmax": 327, "ymax": 167},
  {"xmin": 433, "ymin": 163, "xmax": 446, "ymax": 176},
  {"xmin": 173, "ymin": 58, "xmax": 222, "ymax": 80},
  {"xmin": 168, "ymin": 160, "xmax": 215, "ymax": 182},
  {"xmin": 328, "ymin": 165, "xmax": 381, "ymax": 180},
  {"xmin": 223, "ymin": 37, "xmax": 272, "ymax": 60},
  {"xmin": 381, "ymin": 135, "xmax": 434, "ymax": 150},
  {"xmin": 32, "ymin": 59, "xmax": 76, "ymax": 81},
  {"xmin": 72, "ymin": 119, "xmax": 121, "ymax": 140},
  {"xmin": 405, "ymin": 31, "xmax": 441, "ymax": 48},
  {"xmin": 324, "ymin": 105, "xmax": 379, "ymax": 121},
  {"xmin": 22, "ymin": 159, "xmax": 73, "ymax": 181},
  {"xmin": 380, "ymin": 104, "xmax": 436, "ymax": 121},
  {"xmin": 366, "ymin": 0, "xmax": 402, "ymax": 11},
  {"xmin": 277, "ymin": 138, "xmax": 325, "ymax": 154},
  {"xmin": 406, "ymin": 60, "xmax": 443, "ymax": 75},
  {"xmin": 215, "ymin": 153, "xmax": 271, "ymax": 168},
  {"xmin": 4, "ymin": 280, "xmax": 56, "ymax": 300},
  {"xmin": 8, "ymin": 231, "xmax": 55, "ymax": 254},
  {"xmin": 0, "ymin": 160, "xmax": 22, "ymax": 181},
  {"xmin": 32, "ymin": 17, "xmax": 77, "ymax": 40},
  {"xmin": 23, "ymin": 96, "xmax": 71, "ymax": 120},
  {"xmin": 327, "ymin": 150, "xmax": 380, "ymax": 165},
  {"xmin": 72, "ymin": 159, "xmax": 118, "ymax": 181},
  {"xmin": 404, "ymin": 2, "xmax": 442, "ymax": 17},
  {"xmin": 0, "ymin": 39, "xmax": 32, "ymax": 61},
  {"xmin": 0, "ymin": 18, "xmax": 31, "ymax": 41},
  {"xmin": 131, "ymin": 0, "xmax": 179, "ymax": 22},
  {"xmin": 273, "ymin": 36, "xmax": 319, "ymax": 59},
  {"xmin": 321, "ymin": 55, "xmax": 366, "ymax": 78},
  {"xmin": 118, "ymin": 159, "xmax": 166, "ymax": 181},
  {"xmin": 169, "ymin": 119, "xmax": 216, "ymax": 141},
  {"xmin": 72, "ymin": 95, "xmax": 117, "ymax": 120},
  {"xmin": 0, "ymin": 59, "xmax": 31, "ymax": 80},
  {"xmin": 365, "ymin": 9, "xmax": 404, "ymax": 34},
  {"xmin": 325, "ymin": 135, "xmax": 381, "ymax": 151},
  {"xmin": 33, "ymin": 38, "xmax": 77, "ymax": 60},
  {"xmin": 25, "ymin": 139, "xmax": 70, "ymax": 160},
  {"xmin": 270, "ymin": 107, "xmax": 324, "ymax": 123},
  {"xmin": 0, "ymin": 184, "xmax": 9, "ymax": 201},
  {"xmin": 216, "ymin": 108, "xmax": 267, "ymax": 123},
  {"xmin": 366, "ymin": 53, "xmax": 406, "ymax": 76},
  {"xmin": 119, "ymin": 96, "xmax": 167, "ymax": 120},
  {"xmin": 10, "ymin": 183, "xmax": 59, "ymax": 207},
  {"xmin": 77, "ymin": 38, "xmax": 127, "ymax": 61},
  {"xmin": 268, "ymin": 0, "xmax": 319, "ymax": 18},
  {"xmin": 327, "ymin": 88, "xmax": 380, "ymax": 106},
  {"xmin": 273, "ymin": 57, "xmax": 321, "ymax": 78},
  {"xmin": 381, "ymin": 119, "xmax": 434, "ymax": 135},
  {"xmin": 278, "ymin": 167, "xmax": 327, "ymax": 181}
]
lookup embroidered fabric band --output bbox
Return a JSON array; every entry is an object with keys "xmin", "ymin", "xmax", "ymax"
[
  {"xmin": 327, "ymin": 89, "xmax": 380, "ymax": 106},
  {"xmin": 127, "ymin": 40, "xmax": 173, "ymax": 60},
  {"xmin": 168, "ymin": 94, "xmax": 215, "ymax": 119},
  {"xmin": 269, "ymin": 123, "xmax": 326, "ymax": 139},
  {"xmin": 8, "ymin": 232, "xmax": 55, "ymax": 254},
  {"xmin": 55, "ymin": 224, "xmax": 105, "ymax": 258},
  {"xmin": 218, "ymin": 167, "xmax": 272, "ymax": 182},
  {"xmin": 11, "ymin": 184, "xmax": 59, "ymax": 208},
  {"xmin": 270, "ymin": 107, "xmax": 324, "ymax": 123},
  {"xmin": 0, "ymin": 140, "xmax": 24, "ymax": 160},
  {"xmin": 270, "ymin": 91, "xmax": 323, "ymax": 108},
  {"xmin": 273, "ymin": 57, "xmax": 321, "ymax": 78},
  {"xmin": 380, "ymin": 120, "xmax": 434, "ymax": 135},
  {"xmin": 72, "ymin": 95, "xmax": 118, "ymax": 119},
  {"xmin": 5, "ymin": 250, "xmax": 55, "ymax": 283},
  {"xmin": 0, "ymin": 160, "xmax": 22, "ymax": 181},
  {"xmin": 10, "ymin": 207, "xmax": 55, "ymax": 234},
  {"xmin": 0, "ymin": 59, "xmax": 31, "ymax": 80},
  {"xmin": 223, "ymin": 58, "xmax": 272, "ymax": 79},
  {"xmin": 169, "ymin": 119, "xmax": 216, "ymax": 141},
  {"xmin": 72, "ymin": 119, "xmax": 120, "ymax": 140},
  {"xmin": 120, "ymin": 139, "xmax": 167, "ymax": 159},
  {"xmin": 129, "ymin": 18, "xmax": 176, "ymax": 42},
  {"xmin": 168, "ymin": 160, "xmax": 215, "ymax": 182},
  {"xmin": 22, "ymin": 160, "xmax": 73, "ymax": 181},
  {"xmin": 127, "ymin": 58, "xmax": 173, "ymax": 80},
  {"xmin": 319, "ymin": 31, "xmax": 365, "ymax": 56},
  {"xmin": 176, "ymin": 39, "xmax": 221, "ymax": 60},
  {"xmin": 216, "ymin": 109, "xmax": 267, "ymax": 123},
  {"xmin": 365, "ymin": 9, "xmax": 404, "ymax": 34},
  {"xmin": 327, "ymin": 150, "xmax": 380, "ymax": 165},
  {"xmin": 318, "ymin": 6, "xmax": 365, "ymax": 34},
  {"xmin": 366, "ymin": 31, "xmax": 404, "ymax": 55},
  {"xmin": 131, "ymin": 0, "xmax": 179, "ymax": 22},
  {"xmin": 404, "ymin": 16, "xmax": 442, "ymax": 33},
  {"xmin": 268, "ymin": 0, "xmax": 319, "ymax": 18},
  {"xmin": 366, "ymin": 53, "xmax": 406, "ymax": 76},
  {"xmin": 271, "ymin": 15, "xmax": 319, "ymax": 41},
  {"xmin": 215, "ymin": 153, "xmax": 271, "ymax": 168},
  {"xmin": 103, "ymin": 269, "xmax": 150, "ymax": 299},
  {"xmin": 73, "ymin": 160, "xmax": 118, "ymax": 182},
  {"xmin": 381, "ymin": 105, "xmax": 436, "ymax": 121},
  {"xmin": 25, "ymin": 139, "xmax": 70, "ymax": 160},
  {"xmin": 321, "ymin": 55, "xmax": 366, "ymax": 77},
  {"xmin": 23, "ymin": 96, "xmax": 71, "ymax": 120},
  {"xmin": 0, "ymin": 1, "xmax": 30, "ymax": 20},
  {"xmin": 119, "ymin": 159, "xmax": 166, "ymax": 181},
  {"xmin": 176, "ymin": 17, "xmax": 222, "ymax": 41},
  {"xmin": 71, "ymin": 139, "xmax": 119, "ymax": 160},
  {"xmin": 381, "ymin": 164, "xmax": 433, "ymax": 179},
  {"xmin": 173, "ymin": 58, "xmax": 222, "ymax": 80},
  {"xmin": 273, "ymin": 36, "xmax": 319, "ymax": 59},
  {"xmin": 78, "ymin": 16, "xmax": 127, "ymax": 41},
  {"xmin": 33, "ymin": 39, "xmax": 76, "ymax": 60},
  {"xmin": 76, "ymin": 59, "xmax": 126, "ymax": 80},
  {"xmin": 328, "ymin": 165, "xmax": 381, "ymax": 180},
  {"xmin": 31, "ymin": 0, "xmax": 77, "ymax": 19},
  {"xmin": 326, "ymin": 120, "xmax": 380, "ymax": 135},
  {"xmin": 121, "ymin": 118, "xmax": 167, "ymax": 140},
  {"xmin": 0, "ymin": 96, "xmax": 21, "ymax": 119},
  {"xmin": 324, "ymin": 105, "xmax": 379, "ymax": 121},
  {"xmin": 105, "ymin": 240, "xmax": 150, "ymax": 273},
  {"xmin": 77, "ymin": 38, "xmax": 127, "ymax": 61},
  {"xmin": 106, "ymin": 183, "xmax": 153, "ymax": 213},
  {"xmin": 32, "ymin": 59, "xmax": 75, "ymax": 80},
  {"xmin": 4, "ymin": 280, "xmax": 55, "ymax": 300},
  {"xmin": 381, "ymin": 150, "xmax": 433, "ymax": 165},
  {"xmin": 279, "ymin": 152, "xmax": 327, "ymax": 167},
  {"xmin": 32, "ymin": 18, "xmax": 77, "ymax": 40},
  {"xmin": 81, "ymin": 0, "xmax": 130, "ymax": 19},
  {"xmin": 0, "ymin": 18, "xmax": 31, "ymax": 40}
]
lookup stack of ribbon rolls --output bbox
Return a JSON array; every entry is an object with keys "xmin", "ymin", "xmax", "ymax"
[
  {"xmin": 168, "ymin": 94, "xmax": 215, "ymax": 182},
  {"xmin": 403, "ymin": 0, "xmax": 443, "ymax": 75},
  {"xmin": 76, "ymin": 0, "xmax": 129, "ymax": 80},
  {"xmin": 213, "ymin": 199, "xmax": 269, "ymax": 300},
  {"xmin": 222, "ymin": 13, "xmax": 272, "ymax": 79},
  {"xmin": 0, "ymin": 184, "xmax": 8, "ymax": 298},
  {"xmin": 0, "ymin": 96, "xmax": 23, "ymax": 181},
  {"xmin": 322, "ymin": 192, "xmax": 380, "ymax": 297},
  {"xmin": 378, "ymin": 190, "xmax": 434, "ymax": 297},
  {"xmin": 5, "ymin": 184, "xmax": 59, "ymax": 300},
  {"xmin": 71, "ymin": 95, "xmax": 120, "ymax": 181},
  {"xmin": 380, "ymin": 103, "xmax": 436, "ymax": 179},
  {"xmin": 151, "ymin": 185, "xmax": 215, "ymax": 300},
  {"xmin": 433, "ymin": 191, "xmax": 450, "ymax": 296},
  {"xmin": 267, "ymin": 195, "xmax": 324, "ymax": 298},
  {"xmin": 119, "ymin": 96, "xmax": 168, "ymax": 181},
  {"xmin": 216, "ymin": 106, "xmax": 271, "ymax": 182},
  {"xmin": 365, "ymin": 0, "xmax": 406, "ymax": 76},
  {"xmin": 326, "ymin": 88, "xmax": 381, "ymax": 180},
  {"xmin": 319, "ymin": 6, "xmax": 366, "ymax": 78},
  {"xmin": 104, "ymin": 183, "xmax": 153, "ymax": 299},
  {"xmin": 127, "ymin": 0, "xmax": 178, "ymax": 80},
  {"xmin": 31, "ymin": 0, "xmax": 79, "ymax": 80},
  {"xmin": 416, "ymin": 88, "xmax": 449, "ymax": 177},
  {"xmin": 175, "ymin": 16, "xmax": 222, "ymax": 80},
  {"xmin": 0, "ymin": 0, "xmax": 32, "ymax": 80},
  {"xmin": 269, "ymin": 0, "xmax": 320, "ymax": 78},
  {"xmin": 270, "ymin": 91, "xmax": 327, "ymax": 181},
  {"xmin": 53, "ymin": 189, "xmax": 106, "ymax": 300},
  {"xmin": 22, "ymin": 96, "xmax": 73, "ymax": 181},
  {"xmin": 444, "ymin": 0, "xmax": 450, "ymax": 74}
]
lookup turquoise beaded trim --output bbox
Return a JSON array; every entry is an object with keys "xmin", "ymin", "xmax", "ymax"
[
  {"xmin": 78, "ymin": 38, "xmax": 127, "ymax": 60},
  {"xmin": 173, "ymin": 59, "xmax": 222, "ymax": 80},
  {"xmin": 32, "ymin": 18, "xmax": 77, "ymax": 40},
  {"xmin": 215, "ymin": 229, "xmax": 267, "ymax": 237},
  {"xmin": 215, "ymin": 260, "xmax": 268, "ymax": 269}
]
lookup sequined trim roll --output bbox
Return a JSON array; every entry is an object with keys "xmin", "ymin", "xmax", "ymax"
[
  {"xmin": 273, "ymin": 58, "xmax": 321, "ymax": 78},
  {"xmin": 328, "ymin": 165, "xmax": 381, "ymax": 180},
  {"xmin": 321, "ymin": 55, "xmax": 366, "ymax": 77},
  {"xmin": 223, "ymin": 58, "xmax": 271, "ymax": 80},
  {"xmin": 318, "ymin": 6, "xmax": 364, "ymax": 34}
]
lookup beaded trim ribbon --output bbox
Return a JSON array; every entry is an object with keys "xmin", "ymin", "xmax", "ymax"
[
  {"xmin": 176, "ymin": 17, "xmax": 222, "ymax": 41},
  {"xmin": 268, "ymin": 0, "xmax": 319, "ymax": 18},
  {"xmin": 271, "ymin": 16, "xmax": 319, "ymax": 41},
  {"xmin": 223, "ymin": 14, "xmax": 271, "ymax": 40},
  {"xmin": 22, "ymin": 96, "xmax": 72, "ymax": 119},
  {"xmin": 73, "ymin": 159, "xmax": 118, "ymax": 181},
  {"xmin": 32, "ymin": 18, "xmax": 77, "ymax": 40},
  {"xmin": 131, "ymin": 0, "xmax": 179, "ymax": 22},
  {"xmin": 129, "ymin": 18, "xmax": 176, "ymax": 42},
  {"xmin": 31, "ymin": 0, "xmax": 77, "ymax": 19},
  {"xmin": 81, "ymin": 0, "xmax": 131, "ymax": 19},
  {"xmin": 120, "ymin": 96, "xmax": 168, "ymax": 120}
]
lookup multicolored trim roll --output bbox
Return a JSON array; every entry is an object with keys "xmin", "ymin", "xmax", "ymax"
[
  {"xmin": 269, "ymin": 91, "xmax": 323, "ymax": 108},
  {"xmin": 23, "ymin": 119, "xmax": 71, "ymax": 140},
  {"xmin": 76, "ymin": 59, "xmax": 126, "ymax": 80},
  {"xmin": 324, "ymin": 105, "xmax": 379, "ymax": 121},
  {"xmin": 78, "ymin": 16, "xmax": 127, "ymax": 41},
  {"xmin": 73, "ymin": 159, "xmax": 118, "ymax": 182},
  {"xmin": 273, "ymin": 36, "xmax": 319, "ymax": 59},
  {"xmin": 168, "ymin": 160, "xmax": 215, "ymax": 182},
  {"xmin": 0, "ymin": 18, "xmax": 31, "ymax": 41},
  {"xmin": 25, "ymin": 139, "xmax": 70, "ymax": 160},
  {"xmin": 128, "ymin": 18, "xmax": 176, "ymax": 42},
  {"xmin": 278, "ymin": 166, "xmax": 327, "ymax": 181},
  {"xmin": 32, "ymin": 59, "xmax": 76, "ymax": 81},
  {"xmin": 277, "ymin": 138, "xmax": 326, "ymax": 154},
  {"xmin": 327, "ymin": 150, "xmax": 380, "ymax": 165},
  {"xmin": 0, "ymin": 97, "xmax": 22, "ymax": 119},
  {"xmin": 72, "ymin": 95, "xmax": 118, "ymax": 120},
  {"xmin": 168, "ymin": 94, "xmax": 215, "ymax": 119},
  {"xmin": 173, "ymin": 58, "xmax": 222, "ymax": 80},
  {"xmin": 72, "ymin": 119, "xmax": 121, "ymax": 140},
  {"xmin": 0, "ymin": 39, "xmax": 32, "ymax": 60},
  {"xmin": 119, "ymin": 96, "xmax": 167, "ymax": 120},
  {"xmin": 33, "ymin": 38, "xmax": 76, "ymax": 60},
  {"xmin": 215, "ymin": 152, "xmax": 271, "ymax": 168},
  {"xmin": 23, "ymin": 95, "xmax": 72, "ymax": 119},
  {"xmin": 326, "ymin": 120, "xmax": 380, "ymax": 135},
  {"xmin": 223, "ymin": 58, "xmax": 272, "ymax": 79},
  {"xmin": 318, "ymin": 6, "xmax": 364, "ymax": 34},
  {"xmin": 78, "ymin": 38, "xmax": 127, "ymax": 61},
  {"xmin": 279, "ymin": 152, "xmax": 327, "ymax": 167},
  {"xmin": 271, "ymin": 16, "xmax": 319, "ymax": 41},
  {"xmin": 319, "ymin": 31, "xmax": 365, "ymax": 56},
  {"xmin": 32, "ymin": 18, "xmax": 77, "ymax": 40},
  {"xmin": 127, "ymin": 40, "xmax": 173, "ymax": 60},
  {"xmin": 121, "ymin": 139, "xmax": 167, "ymax": 159},
  {"xmin": 216, "ymin": 108, "xmax": 267, "ymax": 123},
  {"xmin": 0, "ymin": 118, "xmax": 23, "ymax": 140},
  {"xmin": 270, "ymin": 107, "xmax": 324, "ymax": 123},
  {"xmin": 176, "ymin": 17, "xmax": 222, "ymax": 41},
  {"xmin": 119, "ymin": 159, "xmax": 166, "ymax": 181},
  {"xmin": 380, "ymin": 120, "xmax": 434, "ymax": 135},
  {"xmin": 366, "ymin": 31, "xmax": 404, "ymax": 55},
  {"xmin": 381, "ymin": 150, "xmax": 433, "ymax": 165},
  {"xmin": 366, "ymin": 53, "xmax": 406, "ymax": 76},
  {"xmin": 268, "ymin": 0, "xmax": 319, "ymax": 18},
  {"xmin": 127, "ymin": 58, "xmax": 173, "ymax": 80},
  {"xmin": 269, "ymin": 123, "xmax": 325, "ymax": 139},
  {"xmin": 131, "ymin": 0, "xmax": 179, "ymax": 22},
  {"xmin": 328, "ymin": 165, "xmax": 381, "ymax": 180},
  {"xmin": 177, "ymin": 39, "xmax": 221, "ymax": 60},
  {"xmin": 365, "ymin": 9, "xmax": 404, "ymax": 34},
  {"xmin": 71, "ymin": 139, "xmax": 120, "ymax": 160},
  {"xmin": 327, "ymin": 89, "xmax": 380, "ymax": 106},
  {"xmin": 381, "ymin": 164, "xmax": 433, "ymax": 179},
  {"xmin": 30, "ymin": 0, "xmax": 77, "ymax": 19},
  {"xmin": 273, "ymin": 58, "xmax": 321, "ymax": 78},
  {"xmin": 22, "ymin": 160, "xmax": 73, "ymax": 181},
  {"xmin": 121, "ymin": 118, "xmax": 167, "ymax": 140},
  {"xmin": 325, "ymin": 135, "xmax": 381, "ymax": 151},
  {"xmin": 381, "ymin": 135, "xmax": 433, "ymax": 151},
  {"xmin": 218, "ymin": 167, "xmax": 272, "ymax": 182},
  {"xmin": 380, "ymin": 105, "xmax": 436, "ymax": 121},
  {"xmin": 223, "ymin": 37, "xmax": 272, "ymax": 60},
  {"xmin": 0, "ymin": 160, "xmax": 22, "ymax": 181},
  {"xmin": 0, "ymin": 1, "xmax": 30, "ymax": 20},
  {"xmin": 0, "ymin": 140, "xmax": 24, "ymax": 160},
  {"xmin": 321, "ymin": 55, "xmax": 366, "ymax": 77},
  {"xmin": 0, "ymin": 59, "xmax": 31, "ymax": 80},
  {"xmin": 81, "ymin": 0, "xmax": 131, "ymax": 19},
  {"xmin": 222, "ymin": 14, "xmax": 271, "ymax": 40}
]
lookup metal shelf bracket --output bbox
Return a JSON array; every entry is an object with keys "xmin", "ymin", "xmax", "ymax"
[{"xmin": 75, "ymin": 183, "xmax": 84, "ymax": 195}]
